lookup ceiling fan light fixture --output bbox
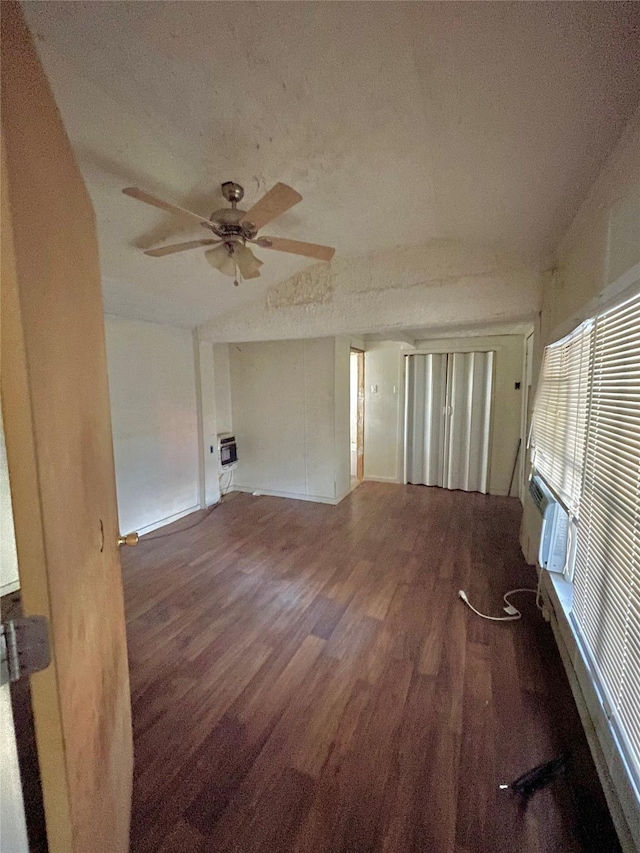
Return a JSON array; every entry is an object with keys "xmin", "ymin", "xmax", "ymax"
[
  {"xmin": 124, "ymin": 180, "xmax": 335, "ymax": 285},
  {"xmin": 234, "ymin": 243, "xmax": 263, "ymax": 280},
  {"xmin": 204, "ymin": 244, "xmax": 237, "ymax": 277}
]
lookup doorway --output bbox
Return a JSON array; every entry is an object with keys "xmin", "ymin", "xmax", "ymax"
[{"xmin": 350, "ymin": 349, "xmax": 364, "ymax": 486}]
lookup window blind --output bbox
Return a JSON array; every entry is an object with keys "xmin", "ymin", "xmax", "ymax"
[
  {"xmin": 572, "ymin": 290, "xmax": 640, "ymax": 788},
  {"xmin": 530, "ymin": 321, "xmax": 593, "ymax": 516}
]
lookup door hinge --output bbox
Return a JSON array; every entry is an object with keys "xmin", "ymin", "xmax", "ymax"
[{"xmin": 1, "ymin": 616, "xmax": 50, "ymax": 686}]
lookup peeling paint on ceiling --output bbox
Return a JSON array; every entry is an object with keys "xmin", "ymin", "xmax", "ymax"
[
  {"xmin": 266, "ymin": 265, "xmax": 333, "ymax": 310},
  {"xmin": 201, "ymin": 237, "xmax": 542, "ymax": 342},
  {"xmin": 22, "ymin": 1, "xmax": 640, "ymax": 334}
]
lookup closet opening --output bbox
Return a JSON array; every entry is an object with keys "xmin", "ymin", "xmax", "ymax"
[{"xmin": 404, "ymin": 351, "xmax": 494, "ymax": 493}]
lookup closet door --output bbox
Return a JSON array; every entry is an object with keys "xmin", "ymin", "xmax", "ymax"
[
  {"xmin": 405, "ymin": 351, "xmax": 494, "ymax": 493},
  {"xmin": 405, "ymin": 353, "xmax": 448, "ymax": 486},
  {"xmin": 443, "ymin": 351, "xmax": 494, "ymax": 493}
]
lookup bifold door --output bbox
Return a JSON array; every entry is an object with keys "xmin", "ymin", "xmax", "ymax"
[{"xmin": 405, "ymin": 351, "xmax": 494, "ymax": 493}]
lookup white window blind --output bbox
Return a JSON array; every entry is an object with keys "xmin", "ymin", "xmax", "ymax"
[
  {"xmin": 572, "ymin": 291, "xmax": 640, "ymax": 786},
  {"xmin": 530, "ymin": 321, "xmax": 593, "ymax": 516}
]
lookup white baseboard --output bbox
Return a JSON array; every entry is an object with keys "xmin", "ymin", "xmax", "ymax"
[
  {"xmin": 231, "ymin": 485, "xmax": 345, "ymax": 506},
  {"xmin": 1, "ymin": 579, "xmax": 20, "ymax": 597},
  {"xmin": 363, "ymin": 475, "xmax": 401, "ymax": 484},
  {"xmin": 334, "ymin": 486, "xmax": 352, "ymax": 505},
  {"xmin": 136, "ymin": 504, "xmax": 202, "ymax": 536}
]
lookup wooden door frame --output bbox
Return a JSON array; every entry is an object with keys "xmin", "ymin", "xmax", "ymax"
[{"xmin": 350, "ymin": 349, "xmax": 365, "ymax": 482}]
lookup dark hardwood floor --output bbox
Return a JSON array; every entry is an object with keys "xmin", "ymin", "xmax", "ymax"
[{"xmin": 122, "ymin": 482, "xmax": 619, "ymax": 853}]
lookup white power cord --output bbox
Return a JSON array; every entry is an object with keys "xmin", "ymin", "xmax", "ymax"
[
  {"xmin": 458, "ymin": 574, "xmax": 543, "ymax": 622},
  {"xmin": 219, "ymin": 467, "xmax": 234, "ymax": 497}
]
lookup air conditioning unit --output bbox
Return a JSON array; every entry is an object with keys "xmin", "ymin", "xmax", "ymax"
[{"xmin": 529, "ymin": 473, "xmax": 569, "ymax": 574}]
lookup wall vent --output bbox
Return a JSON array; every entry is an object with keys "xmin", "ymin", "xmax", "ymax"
[{"xmin": 529, "ymin": 473, "xmax": 553, "ymax": 517}]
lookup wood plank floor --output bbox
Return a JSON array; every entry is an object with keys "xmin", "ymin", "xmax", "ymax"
[{"xmin": 122, "ymin": 483, "xmax": 619, "ymax": 853}]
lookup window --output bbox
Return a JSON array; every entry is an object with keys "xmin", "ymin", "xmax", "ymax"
[
  {"xmin": 571, "ymin": 292, "xmax": 640, "ymax": 787},
  {"xmin": 530, "ymin": 321, "xmax": 593, "ymax": 517},
  {"xmin": 531, "ymin": 289, "xmax": 640, "ymax": 791}
]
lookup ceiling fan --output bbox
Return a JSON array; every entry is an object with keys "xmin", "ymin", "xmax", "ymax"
[{"xmin": 122, "ymin": 181, "xmax": 335, "ymax": 286}]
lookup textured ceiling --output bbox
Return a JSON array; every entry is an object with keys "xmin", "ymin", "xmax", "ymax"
[{"xmin": 23, "ymin": 1, "xmax": 640, "ymax": 331}]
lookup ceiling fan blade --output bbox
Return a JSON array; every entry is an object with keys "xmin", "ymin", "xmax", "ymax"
[
  {"xmin": 234, "ymin": 244, "xmax": 263, "ymax": 280},
  {"xmin": 123, "ymin": 187, "xmax": 211, "ymax": 228},
  {"xmin": 259, "ymin": 236, "xmax": 335, "ymax": 262},
  {"xmin": 241, "ymin": 183, "xmax": 302, "ymax": 230},
  {"xmin": 144, "ymin": 239, "xmax": 219, "ymax": 257}
]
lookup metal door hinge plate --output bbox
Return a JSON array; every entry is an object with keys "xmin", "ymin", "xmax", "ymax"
[{"xmin": 1, "ymin": 616, "xmax": 50, "ymax": 686}]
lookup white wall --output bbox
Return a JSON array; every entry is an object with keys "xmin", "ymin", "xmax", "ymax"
[
  {"xmin": 0, "ymin": 684, "xmax": 29, "ymax": 853},
  {"xmin": 363, "ymin": 343, "xmax": 405, "ymax": 483},
  {"xmin": 363, "ymin": 336, "xmax": 526, "ymax": 495},
  {"xmin": 213, "ymin": 343, "xmax": 233, "ymax": 436},
  {"xmin": 1, "ymin": 406, "xmax": 20, "ymax": 594},
  {"xmin": 196, "ymin": 339, "xmax": 221, "ymax": 507},
  {"xmin": 105, "ymin": 316, "xmax": 205, "ymax": 534},
  {"xmin": 540, "ymin": 107, "xmax": 640, "ymax": 346},
  {"xmin": 228, "ymin": 337, "xmax": 349, "ymax": 503},
  {"xmin": 334, "ymin": 337, "xmax": 351, "ymax": 500}
]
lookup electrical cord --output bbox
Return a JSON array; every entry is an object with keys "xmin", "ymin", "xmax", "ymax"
[
  {"xmin": 142, "ymin": 468, "xmax": 235, "ymax": 543},
  {"xmin": 458, "ymin": 577, "xmax": 542, "ymax": 622},
  {"xmin": 142, "ymin": 501, "xmax": 222, "ymax": 542},
  {"xmin": 220, "ymin": 467, "xmax": 233, "ymax": 497}
]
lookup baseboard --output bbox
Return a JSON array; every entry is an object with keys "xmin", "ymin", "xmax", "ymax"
[
  {"xmin": 334, "ymin": 486, "xmax": 352, "ymax": 505},
  {"xmin": 1, "ymin": 579, "xmax": 20, "ymax": 597},
  {"xmin": 363, "ymin": 475, "xmax": 401, "ymax": 484},
  {"xmin": 135, "ymin": 504, "xmax": 202, "ymax": 536},
  {"xmin": 231, "ymin": 485, "xmax": 343, "ymax": 506}
]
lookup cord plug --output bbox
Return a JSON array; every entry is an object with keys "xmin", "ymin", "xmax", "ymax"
[
  {"xmin": 503, "ymin": 604, "xmax": 519, "ymax": 615},
  {"xmin": 458, "ymin": 590, "xmax": 468, "ymax": 602}
]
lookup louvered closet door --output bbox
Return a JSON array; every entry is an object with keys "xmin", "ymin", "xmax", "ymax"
[
  {"xmin": 405, "ymin": 351, "xmax": 494, "ymax": 493},
  {"xmin": 444, "ymin": 351, "xmax": 494, "ymax": 493},
  {"xmin": 405, "ymin": 353, "xmax": 448, "ymax": 486}
]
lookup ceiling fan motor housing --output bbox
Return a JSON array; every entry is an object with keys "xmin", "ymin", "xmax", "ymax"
[
  {"xmin": 221, "ymin": 181, "xmax": 244, "ymax": 204},
  {"xmin": 208, "ymin": 210, "xmax": 258, "ymax": 240}
]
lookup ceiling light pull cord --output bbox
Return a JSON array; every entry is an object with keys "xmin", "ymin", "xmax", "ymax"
[{"xmin": 458, "ymin": 584, "xmax": 540, "ymax": 621}]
